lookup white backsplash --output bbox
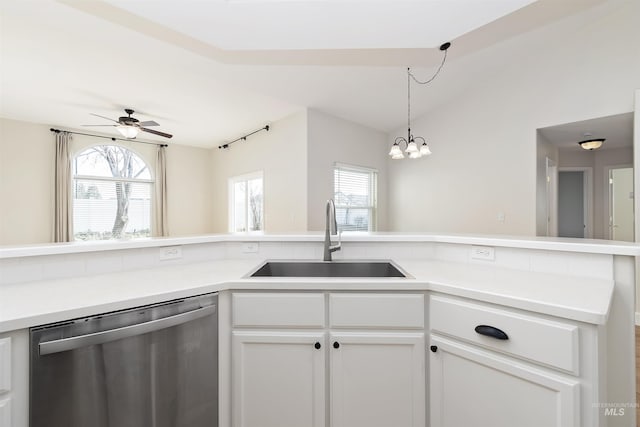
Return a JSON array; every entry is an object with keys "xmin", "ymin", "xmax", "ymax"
[{"xmin": 0, "ymin": 240, "xmax": 614, "ymax": 285}]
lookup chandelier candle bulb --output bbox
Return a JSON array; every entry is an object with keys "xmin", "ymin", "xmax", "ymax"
[{"xmin": 420, "ymin": 143, "xmax": 432, "ymax": 156}]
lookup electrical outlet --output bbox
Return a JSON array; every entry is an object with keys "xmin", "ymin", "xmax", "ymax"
[
  {"xmin": 242, "ymin": 242, "xmax": 259, "ymax": 253},
  {"xmin": 159, "ymin": 246, "xmax": 182, "ymax": 261},
  {"xmin": 471, "ymin": 245, "xmax": 495, "ymax": 261}
]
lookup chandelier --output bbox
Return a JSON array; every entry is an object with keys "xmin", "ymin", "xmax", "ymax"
[{"xmin": 389, "ymin": 42, "xmax": 451, "ymax": 160}]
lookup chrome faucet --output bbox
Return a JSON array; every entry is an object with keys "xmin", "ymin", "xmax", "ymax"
[{"xmin": 323, "ymin": 199, "xmax": 342, "ymax": 261}]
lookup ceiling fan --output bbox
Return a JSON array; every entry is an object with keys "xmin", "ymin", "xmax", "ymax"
[{"xmin": 83, "ymin": 108, "xmax": 173, "ymax": 139}]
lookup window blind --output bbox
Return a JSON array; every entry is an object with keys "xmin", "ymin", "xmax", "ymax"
[
  {"xmin": 73, "ymin": 178, "xmax": 152, "ymax": 240},
  {"xmin": 334, "ymin": 164, "xmax": 377, "ymax": 232}
]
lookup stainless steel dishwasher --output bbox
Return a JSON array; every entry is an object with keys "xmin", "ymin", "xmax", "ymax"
[{"xmin": 29, "ymin": 292, "xmax": 218, "ymax": 427}]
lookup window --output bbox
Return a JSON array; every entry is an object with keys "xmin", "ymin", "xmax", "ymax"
[
  {"xmin": 73, "ymin": 145, "xmax": 153, "ymax": 241},
  {"xmin": 229, "ymin": 172, "xmax": 264, "ymax": 232},
  {"xmin": 334, "ymin": 163, "xmax": 377, "ymax": 232}
]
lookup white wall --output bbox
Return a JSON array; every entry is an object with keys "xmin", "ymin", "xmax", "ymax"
[
  {"xmin": 0, "ymin": 117, "xmax": 214, "ymax": 245},
  {"xmin": 210, "ymin": 110, "xmax": 308, "ymax": 233},
  {"xmin": 166, "ymin": 144, "xmax": 214, "ymax": 236},
  {"xmin": 209, "ymin": 109, "xmax": 388, "ymax": 233},
  {"xmin": 388, "ymin": 0, "xmax": 640, "ymax": 235},
  {"xmin": 0, "ymin": 118, "xmax": 54, "ymax": 244},
  {"xmin": 307, "ymin": 109, "xmax": 389, "ymax": 231}
]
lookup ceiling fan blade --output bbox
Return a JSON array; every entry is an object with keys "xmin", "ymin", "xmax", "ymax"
[
  {"xmin": 140, "ymin": 127, "xmax": 173, "ymax": 139},
  {"xmin": 138, "ymin": 120, "xmax": 159, "ymax": 127},
  {"xmin": 90, "ymin": 113, "xmax": 120, "ymax": 123}
]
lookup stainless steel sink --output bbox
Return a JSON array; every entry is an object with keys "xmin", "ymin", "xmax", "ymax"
[{"xmin": 248, "ymin": 261, "xmax": 408, "ymax": 278}]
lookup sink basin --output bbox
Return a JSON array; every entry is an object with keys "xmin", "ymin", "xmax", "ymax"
[{"xmin": 249, "ymin": 261, "xmax": 407, "ymax": 278}]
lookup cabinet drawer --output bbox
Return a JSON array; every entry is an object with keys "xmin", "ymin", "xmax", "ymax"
[
  {"xmin": 0, "ymin": 338, "xmax": 10, "ymax": 394},
  {"xmin": 330, "ymin": 293, "xmax": 424, "ymax": 329},
  {"xmin": 232, "ymin": 293, "xmax": 325, "ymax": 328},
  {"xmin": 430, "ymin": 295, "xmax": 578, "ymax": 373}
]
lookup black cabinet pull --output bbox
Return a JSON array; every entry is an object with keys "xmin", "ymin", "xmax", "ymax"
[
  {"xmin": 314, "ymin": 342, "xmax": 321, "ymax": 350},
  {"xmin": 474, "ymin": 325, "xmax": 509, "ymax": 340},
  {"xmin": 333, "ymin": 341, "xmax": 340, "ymax": 349},
  {"xmin": 430, "ymin": 345, "xmax": 438, "ymax": 353}
]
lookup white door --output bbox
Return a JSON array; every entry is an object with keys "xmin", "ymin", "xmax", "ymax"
[
  {"xmin": 610, "ymin": 167, "xmax": 634, "ymax": 241},
  {"xmin": 232, "ymin": 331, "xmax": 325, "ymax": 427},
  {"xmin": 430, "ymin": 336, "xmax": 579, "ymax": 427},
  {"xmin": 330, "ymin": 332, "xmax": 425, "ymax": 427}
]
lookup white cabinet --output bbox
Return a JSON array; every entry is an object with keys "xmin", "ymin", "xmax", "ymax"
[
  {"xmin": 232, "ymin": 331, "xmax": 326, "ymax": 427},
  {"xmin": 430, "ymin": 295, "xmax": 579, "ymax": 373},
  {"xmin": 330, "ymin": 332, "xmax": 425, "ymax": 427},
  {"xmin": 0, "ymin": 337, "xmax": 11, "ymax": 427},
  {"xmin": 430, "ymin": 335, "xmax": 579, "ymax": 427},
  {"xmin": 0, "ymin": 331, "xmax": 29, "ymax": 427},
  {"xmin": 429, "ymin": 294, "xmax": 592, "ymax": 427},
  {"xmin": 328, "ymin": 293, "xmax": 426, "ymax": 427},
  {"xmin": 0, "ymin": 399, "xmax": 10, "ymax": 427},
  {"xmin": 231, "ymin": 292, "xmax": 426, "ymax": 427}
]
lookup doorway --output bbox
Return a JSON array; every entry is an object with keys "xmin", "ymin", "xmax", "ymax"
[
  {"xmin": 536, "ymin": 112, "xmax": 633, "ymax": 240},
  {"xmin": 609, "ymin": 166, "xmax": 634, "ymax": 241},
  {"xmin": 557, "ymin": 168, "xmax": 592, "ymax": 238}
]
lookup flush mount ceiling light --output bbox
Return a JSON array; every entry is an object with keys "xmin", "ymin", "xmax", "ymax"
[
  {"xmin": 578, "ymin": 133, "xmax": 605, "ymax": 151},
  {"xmin": 389, "ymin": 42, "xmax": 451, "ymax": 160}
]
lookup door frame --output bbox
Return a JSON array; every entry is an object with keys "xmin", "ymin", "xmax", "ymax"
[
  {"xmin": 604, "ymin": 164, "xmax": 633, "ymax": 240},
  {"xmin": 545, "ymin": 157, "xmax": 558, "ymax": 237},
  {"xmin": 557, "ymin": 167, "xmax": 593, "ymax": 238}
]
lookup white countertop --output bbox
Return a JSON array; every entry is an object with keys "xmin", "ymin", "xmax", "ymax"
[
  {"xmin": 1, "ymin": 232, "xmax": 638, "ymax": 258},
  {"xmin": 0, "ymin": 258, "xmax": 613, "ymax": 333}
]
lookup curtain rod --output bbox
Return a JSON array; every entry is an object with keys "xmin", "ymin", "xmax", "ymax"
[
  {"xmin": 49, "ymin": 128, "xmax": 168, "ymax": 147},
  {"xmin": 218, "ymin": 125, "xmax": 270, "ymax": 150}
]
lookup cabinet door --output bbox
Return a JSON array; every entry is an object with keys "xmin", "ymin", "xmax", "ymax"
[
  {"xmin": 430, "ymin": 335, "xmax": 580, "ymax": 427},
  {"xmin": 0, "ymin": 398, "xmax": 10, "ymax": 427},
  {"xmin": 330, "ymin": 332, "xmax": 425, "ymax": 427},
  {"xmin": 232, "ymin": 331, "xmax": 325, "ymax": 427}
]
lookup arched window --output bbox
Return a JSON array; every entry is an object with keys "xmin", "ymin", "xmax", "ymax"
[{"xmin": 73, "ymin": 145, "xmax": 153, "ymax": 240}]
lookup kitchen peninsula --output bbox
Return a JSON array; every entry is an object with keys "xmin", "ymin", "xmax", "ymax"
[{"xmin": 0, "ymin": 233, "xmax": 637, "ymax": 427}]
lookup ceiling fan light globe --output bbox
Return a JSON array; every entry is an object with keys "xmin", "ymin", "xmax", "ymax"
[
  {"xmin": 409, "ymin": 151, "xmax": 422, "ymax": 159},
  {"xmin": 391, "ymin": 152, "xmax": 405, "ymax": 160},
  {"xmin": 117, "ymin": 125, "xmax": 139, "ymax": 139}
]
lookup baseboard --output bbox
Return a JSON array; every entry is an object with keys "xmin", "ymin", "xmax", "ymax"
[{"xmin": 636, "ymin": 312, "xmax": 640, "ymax": 326}]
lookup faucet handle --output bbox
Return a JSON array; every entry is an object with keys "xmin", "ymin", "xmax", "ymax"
[{"xmin": 330, "ymin": 230, "xmax": 342, "ymax": 252}]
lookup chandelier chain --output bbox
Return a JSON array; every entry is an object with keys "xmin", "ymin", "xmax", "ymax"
[
  {"xmin": 408, "ymin": 48, "xmax": 448, "ymax": 85},
  {"xmin": 407, "ymin": 67, "xmax": 411, "ymax": 135},
  {"xmin": 389, "ymin": 42, "xmax": 450, "ymax": 159}
]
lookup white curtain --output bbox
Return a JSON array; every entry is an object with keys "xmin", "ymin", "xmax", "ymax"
[
  {"xmin": 154, "ymin": 145, "xmax": 168, "ymax": 236},
  {"xmin": 54, "ymin": 131, "xmax": 73, "ymax": 242}
]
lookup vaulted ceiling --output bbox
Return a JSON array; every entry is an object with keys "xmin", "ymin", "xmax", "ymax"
[{"xmin": 0, "ymin": 0, "xmax": 606, "ymax": 147}]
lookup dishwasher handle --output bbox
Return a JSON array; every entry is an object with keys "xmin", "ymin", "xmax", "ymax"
[{"xmin": 39, "ymin": 304, "xmax": 216, "ymax": 356}]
